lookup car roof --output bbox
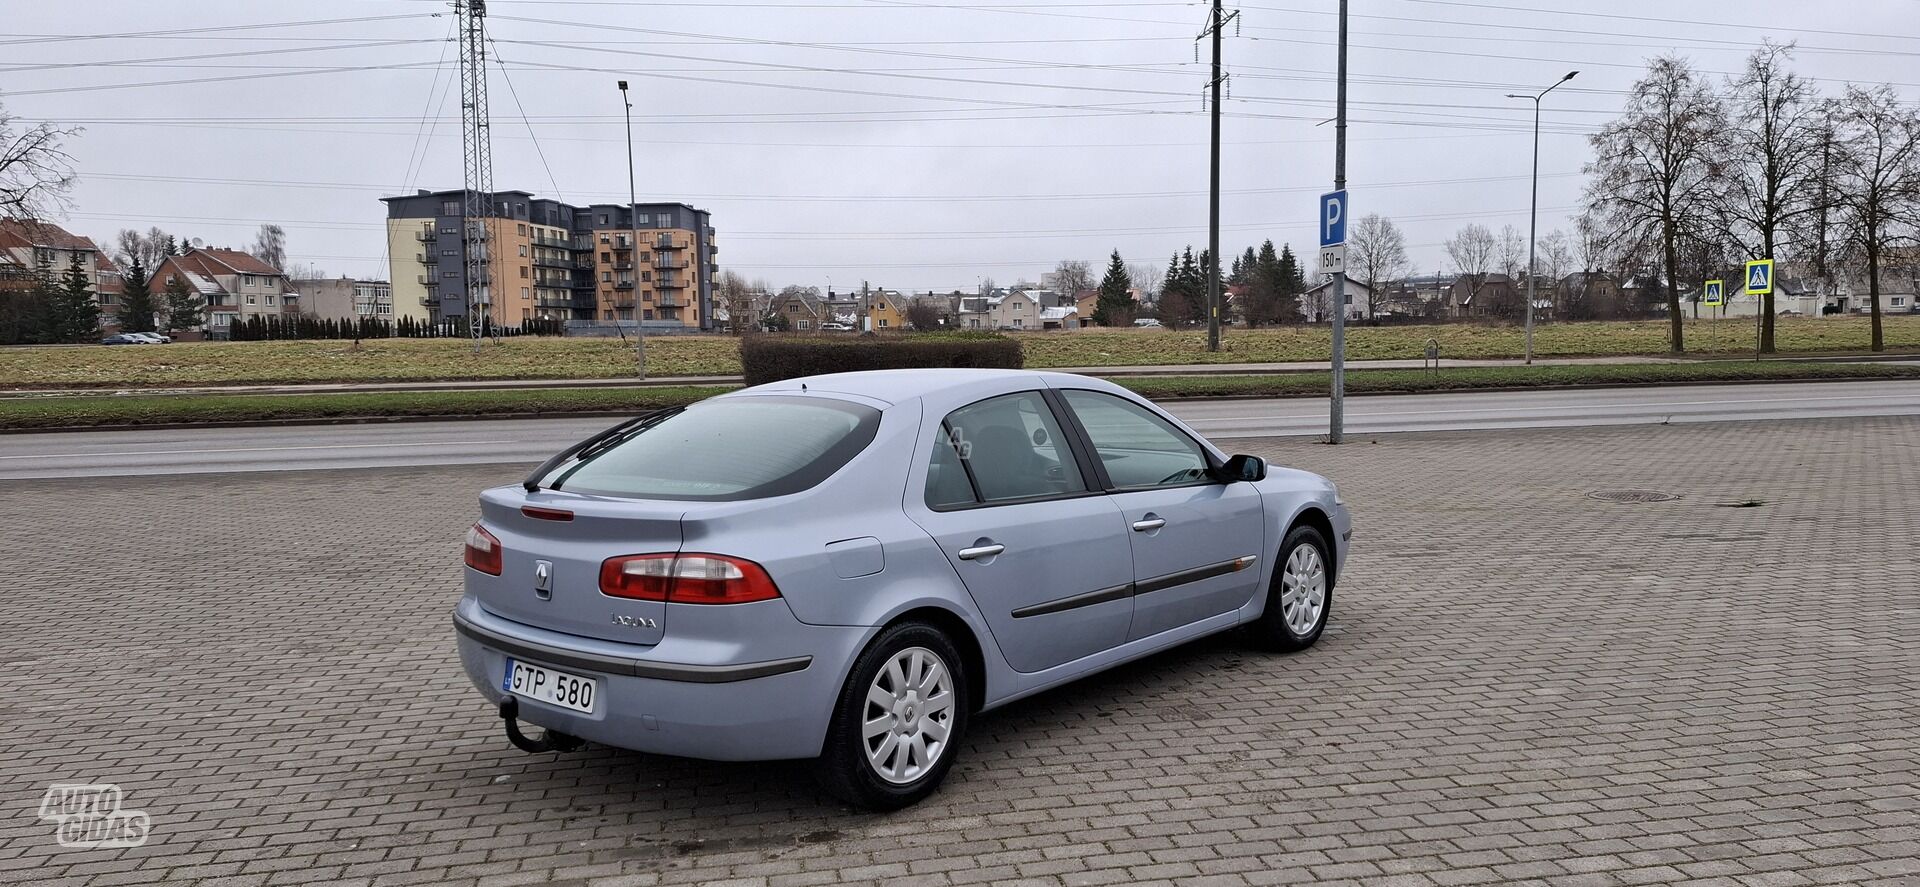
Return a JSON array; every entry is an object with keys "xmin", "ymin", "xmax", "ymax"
[{"xmin": 732, "ymin": 368, "xmax": 1119, "ymax": 406}]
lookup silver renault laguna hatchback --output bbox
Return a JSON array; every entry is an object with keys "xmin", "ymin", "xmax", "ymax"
[{"xmin": 455, "ymin": 369, "xmax": 1350, "ymax": 809}]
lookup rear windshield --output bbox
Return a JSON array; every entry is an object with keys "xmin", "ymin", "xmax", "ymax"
[{"xmin": 536, "ymin": 396, "xmax": 880, "ymax": 500}]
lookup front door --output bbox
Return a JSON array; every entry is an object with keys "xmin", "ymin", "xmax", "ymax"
[
  {"xmin": 909, "ymin": 391, "xmax": 1135, "ymax": 674},
  {"xmin": 1056, "ymin": 389, "xmax": 1266, "ymax": 641}
]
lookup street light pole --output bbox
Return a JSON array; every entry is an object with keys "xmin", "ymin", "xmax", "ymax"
[
  {"xmin": 1508, "ymin": 70, "xmax": 1576, "ymax": 366},
  {"xmin": 619, "ymin": 79, "xmax": 645, "ymax": 379},
  {"xmin": 1328, "ymin": 0, "xmax": 1347, "ymax": 443}
]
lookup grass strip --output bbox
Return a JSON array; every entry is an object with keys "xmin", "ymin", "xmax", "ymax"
[{"xmin": 4, "ymin": 362, "xmax": 1916, "ymax": 431}]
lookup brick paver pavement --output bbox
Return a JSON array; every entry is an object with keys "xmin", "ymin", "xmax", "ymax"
[{"xmin": 1, "ymin": 417, "xmax": 1916, "ymax": 887}]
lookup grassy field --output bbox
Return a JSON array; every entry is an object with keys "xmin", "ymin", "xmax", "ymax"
[
  {"xmin": 5, "ymin": 361, "xmax": 1915, "ymax": 430},
  {"xmin": 0, "ymin": 316, "xmax": 1916, "ymax": 390}
]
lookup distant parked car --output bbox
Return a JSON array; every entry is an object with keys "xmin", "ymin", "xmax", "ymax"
[
  {"xmin": 126, "ymin": 332, "xmax": 171, "ymax": 344},
  {"xmin": 455, "ymin": 369, "xmax": 1350, "ymax": 809},
  {"xmin": 818, "ymin": 322, "xmax": 854, "ymax": 332},
  {"xmin": 1132, "ymin": 318, "xmax": 1163, "ymax": 328},
  {"xmin": 100, "ymin": 333, "xmax": 152, "ymax": 345}
]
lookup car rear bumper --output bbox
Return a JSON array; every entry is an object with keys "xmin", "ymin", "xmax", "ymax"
[{"xmin": 452, "ymin": 596, "xmax": 872, "ymax": 761}]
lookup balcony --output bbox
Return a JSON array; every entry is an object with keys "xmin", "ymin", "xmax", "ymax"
[
  {"xmin": 573, "ymin": 259, "xmax": 596, "ymax": 270},
  {"xmin": 532, "ymin": 254, "xmax": 572, "ymax": 269},
  {"xmin": 532, "ymin": 233, "xmax": 570, "ymax": 249},
  {"xmin": 611, "ymin": 261, "xmax": 634, "ymax": 271},
  {"xmin": 415, "ymin": 230, "xmax": 434, "ymax": 242},
  {"xmin": 416, "ymin": 275, "xmax": 432, "ymax": 285},
  {"xmin": 613, "ymin": 280, "xmax": 636, "ymax": 290},
  {"xmin": 654, "ymin": 256, "xmax": 687, "ymax": 270},
  {"xmin": 654, "ymin": 235, "xmax": 684, "ymax": 250},
  {"xmin": 534, "ymin": 296, "xmax": 576, "ymax": 309},
  {"xmin": 656, "ymin": 276, "xmax": 687, "ymax": 289},
  {"xmin": 609, "ymin": 298, "xmax": 635, "ymax": 309},
  {"xmin": 655, "ymin": 296, "xmax": 682, "ymax": 308}
]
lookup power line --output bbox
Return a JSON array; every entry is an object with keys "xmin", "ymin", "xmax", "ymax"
[
  {"xmin": 489, "ymin": 39, "xmax": 568, "ymax": 203},
  {"xmin": 0, "ymin": 13, "xmax": 436, "ymax": 47},
  {"xmin": 0, "ymin": 60, "xmax": 448, "ymax": 97}
]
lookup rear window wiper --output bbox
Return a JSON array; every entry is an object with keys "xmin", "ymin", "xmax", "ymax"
[{"xmin": 522, "ymin": 408, "xmax": 683, "ymax": 493}]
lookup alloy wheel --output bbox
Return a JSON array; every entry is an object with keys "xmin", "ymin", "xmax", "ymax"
[
  {"xmin": 1280, "ymin": 542, "xmax": 1327, "ymax": 636},
  {"xmin": 862, "ymin": 646, "xmax": 955, "ymax": 785}
]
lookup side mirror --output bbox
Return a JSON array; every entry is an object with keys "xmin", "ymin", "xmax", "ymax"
[{"xmin": 1216, "ymin": 454, "xmax": 1266, "ymax": 483}]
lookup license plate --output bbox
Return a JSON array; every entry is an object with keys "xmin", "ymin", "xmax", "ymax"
[{"xmin": 503, "ymin": 659, "xmax": 597, "ymax": 714}]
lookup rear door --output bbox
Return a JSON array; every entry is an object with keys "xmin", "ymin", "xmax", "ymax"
[
  {"xmin": 908, "ymin": 391, "xmax": 1135, "ymax": 674},
  {"xmin": 1056, "ymin": 388, "xmax": 1266, "ymax": 642}
]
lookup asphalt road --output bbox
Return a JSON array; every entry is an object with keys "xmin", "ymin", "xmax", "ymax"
[{"xmin": 3, "ymin": 378, "xmax": 1918, "ymax": 481}]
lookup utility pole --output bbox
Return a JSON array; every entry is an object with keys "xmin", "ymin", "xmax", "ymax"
[
  {"xmin": 1200, "ymin": 0, "xmax": 1237, "ymax": 353},
  {"xmin": 1328, "ymin": 0, "xmax": 1348, "ymax": 443},
  {"xmin": 456, "ymin": 0, "xmax": 495, "ymax": 353},
  {"xmin": 619, "ymin": 79, "xmax": 645, "ymax": 379},
  {"xmin": 1508, "ymin": 70, "xmax": 1577, "ymax": 365}
]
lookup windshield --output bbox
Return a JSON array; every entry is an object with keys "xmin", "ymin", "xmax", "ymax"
[{"xmin": 536, "ymin": 395, "xmax": 880, "ymax": 500}]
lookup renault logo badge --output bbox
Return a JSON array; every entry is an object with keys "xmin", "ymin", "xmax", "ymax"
[{"xmin": 532, "ymin": 560, "xmax": 553, "ymax": 599}]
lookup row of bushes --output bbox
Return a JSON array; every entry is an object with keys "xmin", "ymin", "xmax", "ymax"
[
  {"xmin": 225, "ymin": 315, "xmax": 568, "ymax": 341},
  {"xmin": 739, "ymin": 332, "xmax": 1023, "ymax": 385}
]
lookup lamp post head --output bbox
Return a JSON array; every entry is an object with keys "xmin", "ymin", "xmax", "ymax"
[
  {"xmin": 1562, "ymin": 70, "xmax": 1579, "ymax": 82},
  {"xmin": 617, "ymin": 80, "xmax": 629, "ymax": 91}
]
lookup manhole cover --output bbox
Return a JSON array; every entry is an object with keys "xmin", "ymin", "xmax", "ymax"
[{"xmin": 1587, "ymin": 490, "xmax": 1679, "ymax": 503}]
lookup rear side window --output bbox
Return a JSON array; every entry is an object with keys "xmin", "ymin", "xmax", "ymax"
[
  {"xmin": 926, "ymin": 391, "xmax": 1086, "ymax": 508},
  {"xmin": 538, "ymin": 396, "xmax": 879, "ymax": 500}
]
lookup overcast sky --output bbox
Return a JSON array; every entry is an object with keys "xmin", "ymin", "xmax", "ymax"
[{"xmin": 5, "ymin": 0, "xmax": 1918, "ymax": 293}]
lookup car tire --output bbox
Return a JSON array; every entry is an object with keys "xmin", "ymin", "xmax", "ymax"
[
  {"xmin": 1250, "ymin": 524, "xmax": 1333, "ymax": 652},
  {"xmin": 815, "ymin": 621, "xmax": 969, "ymax": 811}
]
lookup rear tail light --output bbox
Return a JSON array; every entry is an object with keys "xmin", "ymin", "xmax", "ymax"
[
  {"xmin": 464, "ymin": 524, "xmax": 502, "ymax": 576},
  {"xmin": 599, "ymin": 553, "xmax": 780, "ymax": 604}
]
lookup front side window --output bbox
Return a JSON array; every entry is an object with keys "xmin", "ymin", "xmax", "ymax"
[
  {"xmin": 535, "ymin": 396, "xmax": 879, "ymax": 500},
  {"xmin": 927, "ymin": 391, "xmax": 1085, "ymax": 508},
  {"xmin": 1061, "ymin": 389, "xmax": 1209, "ymax": 488}
]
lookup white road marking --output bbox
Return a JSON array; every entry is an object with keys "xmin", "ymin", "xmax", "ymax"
[{"xmin": 0, "ymin": 440, "xmax": 517, "ymax": 461}]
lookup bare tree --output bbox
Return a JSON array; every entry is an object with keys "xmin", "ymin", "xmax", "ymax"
[
  {"xmin": 1445, "ymin": 223, "xmax": 1497, "ymax": 314},
  {"xmin": 1715, "ymin": 42, "xmax": 1825, "ymax": 350},
  {"xmin": 1049, "ymin": 259, "xmax": 1092, "ymax": 297},
  {"xmin": 904, "ymin": 298, "xmax": 944, "ymax": 331},
  {"xmin": 1536, "ymin": 229, "xmax": 1575, "ymax": 311},
  {"xmin": 1347, "ymin": 214, "xmax": 1409, "ymax": 318},
  {"xmin": 1585, "ymin": 54, "xmax": 1727, "ymax": 352},
  {"xmin": 0, "ymin": 102, "xmax": 78, "ymax": 221},
  {"xmin": 251, "ymin": 223, "xmax": 287, "ymax": 271},
  {"xmin": 1831, "ymin": 85, "xmax": 1920, "ymax": 352},
  {"xmin": 976, "ymin": 276, "xmax": 995, "ymax": 297},
  {"xmin": 285, "ymin": 261, "xmax": 328, "ymax": 281},
  {"xmin": 1126, "ymin": 262, "xmax": 1160, "ymax": 302},
  {"xmin": 1496, "ymin": 224, "xmax": 1527, "ymax": 281}
]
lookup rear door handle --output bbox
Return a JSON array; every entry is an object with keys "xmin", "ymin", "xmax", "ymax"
[
  {"xmin": 957, "ymin": 544, "xmax": 1005, "ymax": 561},
  {"xmin": 1131, "ymin": 518, "xmax": 1166, "ymax": 532}
]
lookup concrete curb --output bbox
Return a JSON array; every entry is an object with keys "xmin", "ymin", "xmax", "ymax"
[{"xmin": 5, "ymin": 373, "xmax": 1916, "ymax": 435}]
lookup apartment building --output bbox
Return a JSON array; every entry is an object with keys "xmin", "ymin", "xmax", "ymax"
[
  {"xmin": 290, "ymin": 277, "xmax": 394, "ymax": 320},
  {"xmin": 149, "ymin": 247, "xmax": 296, "ymax": 336},
  {"xmin": 381, "ymin": 189, "xmax": 717, "ymax": 329}
]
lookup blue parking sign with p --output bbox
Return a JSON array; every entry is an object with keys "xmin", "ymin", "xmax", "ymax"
[{"xmin": 1320, "ymin": 190, "xmax": 1348, "ymax": 248}]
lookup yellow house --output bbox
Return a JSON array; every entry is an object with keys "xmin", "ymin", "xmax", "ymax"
[{"xmin": 866, "ymin": 290, "xmax": 907, "ymax": 331}]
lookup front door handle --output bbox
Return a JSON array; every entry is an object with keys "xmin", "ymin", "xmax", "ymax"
[
  {"xmin": 1131, "ymin": 518, "xmax": 1166, "ymax": 532},
  {"xmin": 957, "ymin": 543, "xmax": 1005, "ymax": 561}
]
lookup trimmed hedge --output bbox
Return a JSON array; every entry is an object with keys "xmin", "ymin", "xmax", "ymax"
[{"xmin": 739, "ymin": 333, "xmax": 1023, "ymax": 385}]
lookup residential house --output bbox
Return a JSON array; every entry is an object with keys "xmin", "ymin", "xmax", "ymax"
[
  {"xmin": 0, "ymin": 219, "xmax": 115, "ymax": 326},
  {"xmin": 1834, "ymin": 264, "xmax": 1919, "ymax": 316},
  {"xmin": 955, "ymin": 295, "xmax": 994, "ymax": 329},
  {"xmin": 1556, "ymin": 272, "xmax": 1623, "ymax": 319},
  {"xmin": 150, "ymin": 247, "xmax": 293, "ymax": 337},
  {"xmin": 1447, "ymin": 272, "xmax": 1520, "ymax": 318},
  {"xmin": 1299, "ymin": 278, "xmax": 1372, "ymax": 323},
  {"xmin": 987, "ymin": 290, "xmax": 1041, "ymax": 329},
  {"xmin": 773, "ymin": 290, "xmax": 824, "ymax": 330},
  {"xmin": 866, "ymin": 290, "xmax": 908, "ymax": 331}
]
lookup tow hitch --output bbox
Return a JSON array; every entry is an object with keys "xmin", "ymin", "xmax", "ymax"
[{"xmin": 499, "ymin": 698, "xmax": 583, "ymax": 753}]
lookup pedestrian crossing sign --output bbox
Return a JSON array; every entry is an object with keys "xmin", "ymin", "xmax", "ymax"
[
  {"xmin": 1744, "ymin": 259, "xmax": 1773, "ymax": 295},
  {"xmin": 1703, "ymin": 279, "xmax": 1723, "ymax": 306}
]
